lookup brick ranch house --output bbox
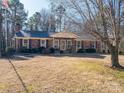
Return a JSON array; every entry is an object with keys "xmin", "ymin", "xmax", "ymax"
[{"xmin": 14, "ymin": 30, "xmax": 104, "ymax": 53}]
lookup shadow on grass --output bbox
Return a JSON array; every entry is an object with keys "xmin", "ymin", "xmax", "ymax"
[
  {"xmin": 8, "ymin": 58, "xmax": 29, "ymax": 93},
  {"xmin": 48, "ymin": 53, "xmax": 106, "ymax": 59},
  {"xmin": 9, "ymin": 53, "xmax": 39, "ymax": 61},
  {"xmin": 2, "ymin": 53, "xmax": 106, "ymax": 61},
  {"xmin": 6, "ymin": 53, "xmax": 106, "ymax": 61}
]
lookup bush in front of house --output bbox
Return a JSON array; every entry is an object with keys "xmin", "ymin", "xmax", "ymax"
[
  {"xmin": 19, "ymin": 47, "xmax": 29, "ymax": 53},
  {"xmin": 0, "ymin": 49, "xmax": 9, "ymax": 57},
  {"xmin": 31, "ymin": 48, "xmax": 39, "ymax": 53},
  {"xmin": 85, "ymin": 48, "xmax": 96, "ymax": 53},
  {"xmin": 60, "ymin": 50, "xmax": 64, "ymax": 54},
  {"xmin": 119, "ymin": 51, "xmax": 122, "ymax": 55},
  {"xmin": 49, "ymin": 47, "xmax": 55, "ymax": 54},
  {"xmin": 7, "ymin": 48, "xmax": 16, "ymax": 55},
  {"xmin": 19, "ymin": 47, "xmax": 43, "ymax": 53},
  {"xmin": 39, "ymin": 47, "xmax": 46, "ymax": 53},
  {"xmin": 19, "ymin": 47, "xmax": 26, "ymax": 53},
  {"xmin": 43, "ymin": 48, "xmax": 50, "ymax": 54},
  {"xmin": 77, "ymin": 49, "xmax": 84, "ymax": 53},
  {"xmin": 119, "ymin": 51, "xmax": 124, "ymax": 55}
]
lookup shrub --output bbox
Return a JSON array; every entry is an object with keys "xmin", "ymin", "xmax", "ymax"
[
  {"xmin": 60, "ymin": 50, "xmax": 64, "ymax": 54},
  {"xmin": 31, "ymin": 48, "xmax": 39, "ymax": 53},
  {"xmin": 107, "ymin": 50, "xmax": 110, "ymax": 54},
  {"xmin": 85, "ymin": 48, "xmax": 96, "ymax": 53},
  {"xmin": 1, "ymin": 49, "xmax": 7, "ymax": 57},
  {"xmin": 39, "ymin": 47, "xmax": 46, "ymax": 53},
  {"xmin": 67, "ymin": 49, "xmax": 72, "ymax": 53},
  {"xmin": 7, "ymin": 48, "xmax": 16, "ymax": 55},
  {"xmin": 28, "ymin": 49, "xmax": 32, "ymax": 53},
  {"xmin": 43, "ymin": 49, "xmax": 49, "ymax": 54},
  {"xmin": 19, "ymin": 47, "xmax": 26, "ymax": 53},
  {"xmin": 77, "ymin": 49, "xmax": 84, "ymax": 53},
  {"xmin": 119, "ymin": 51, "xmax": 124, "ymax": 55},
  {"xmin": 49, "ymin": 47, "xmax": 55, "ymax": 53},
  {"xmin": 19, "ymin": 47, "xmax": 30, "ymax": 53},
  {"xmin": 102, "ymin": 50, "xmax": 105, "ymax": 53}
]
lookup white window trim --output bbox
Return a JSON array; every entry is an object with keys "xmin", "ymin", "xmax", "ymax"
[
  {"xmin": 40, "ymin": 40, "xmax": 46, "ymax": 48},
  {"xmin": 67, "ymin": 40, "xmax": 72, "ymax": 49},
  {"xmin": 76, "ymin": 41, "xmax": 82, "ymax": 51},
  {"xmin": 22, "ymin": 39, "xmax": 29, "ymax": 49},
  {"xmin": 94, "ymin": 41, "xmax": 96, "ymax": 48}
]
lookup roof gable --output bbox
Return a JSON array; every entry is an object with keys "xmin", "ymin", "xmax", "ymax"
[
  {"xmin": 50, "ymin": 32, "xmax": 79, "ymax": 38},
  {"xmin": 74, "ymin": 31, "xmax": 98, "ymax": 41}
]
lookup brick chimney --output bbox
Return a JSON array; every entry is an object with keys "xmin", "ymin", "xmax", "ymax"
[{"xmin": 15, "ymin": 24, "xmax": 21, "ymax": 32}]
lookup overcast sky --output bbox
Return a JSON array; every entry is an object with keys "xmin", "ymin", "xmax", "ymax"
[{"xmin": 20, "ymin": 0, "xmax": 49, "ymax": 17}]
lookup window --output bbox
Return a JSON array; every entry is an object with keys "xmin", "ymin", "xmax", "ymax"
[
  {"xmin": 23, "ymin": 39, "xmax": 29, "ymax": 48},
  {"xmin": 40, "ymin": 40, "xmax": 46, "ymax": 47},
  {"xmin": 54, "ymin": 39, "xmax": 59, "ymax": 48},
  {"xmin": 67, "ymin": 40, "xmax": 72, "ymax": 49},
  {"xmin": 90, "ymin": 42, "xmax": 96, "ymax": 48},
  {"xmin": 77, "ymin": 41, "xmax": 81, "ymax": 49}
]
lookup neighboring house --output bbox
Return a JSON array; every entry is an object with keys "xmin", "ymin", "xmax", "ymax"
[{"xmin": 14, "ymin": 30, "xmax": 102, "ymax": 53}]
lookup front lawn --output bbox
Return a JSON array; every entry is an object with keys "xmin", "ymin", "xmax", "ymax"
[{"xmin": 0, "ymin": 54, "xmax": 124, "ymax": 93}]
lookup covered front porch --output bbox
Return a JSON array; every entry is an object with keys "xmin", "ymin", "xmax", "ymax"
[
  {"xmin": 52, "ymin": 38, "xmax": 76, "ymax": 53},
  {"xmin": 51, "ymin": 32, "xmax": 79, "ymax": 53},
  {"xmin": 15, "ymin": 37, "xmax": 50, "ymax": 50}
]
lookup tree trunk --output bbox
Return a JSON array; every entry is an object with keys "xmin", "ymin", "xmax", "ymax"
[
  {"xmin": 0, "ymin": 51, "xmax": 1, "ymax": 58},
  {"xmin": 111, "ymin": 46, "xmax": 121, "ymax": 68},
  {"xmin": 0, "ymin": 14, "xmax": 3, "ymax": 58}
]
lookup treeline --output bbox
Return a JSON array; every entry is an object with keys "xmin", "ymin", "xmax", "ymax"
[{"xmin": 0, "ymin": 0, "xmax": 27, "ymax": 56}]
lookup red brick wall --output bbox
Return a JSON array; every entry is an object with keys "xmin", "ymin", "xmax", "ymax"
[
  {"xmin": 16, "ymin": 39, "xmax": 22, "ymax": 49},
  {"xmin": 96, "ymin": 41, "xmax": 101, "ymax": 52},
  {"xmin": 48, "ymin": 39, "xmax": 53, "ymax": 48},
  {"xmin": 83, "ymin": 41, "xmax": 91, "ymax": 49},
  {"xmin": 72, "ymin": 39, "xmax": 76, "ymax": 52},
  {"xmin": 16, "ymin": 38, "xmax": 102, "ymax": 53},
  {"xmin": 81, "ymin": 41, "xmax": 84, "ymax": 48},
  {"xmin": 30, "ymin": 39, "xmax": 40, "ymax": 48}
]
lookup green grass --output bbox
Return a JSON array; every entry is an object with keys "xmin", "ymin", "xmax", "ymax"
[{"xmin": 74, "ymin": 61, "xmax": 124, "ymax": 80}]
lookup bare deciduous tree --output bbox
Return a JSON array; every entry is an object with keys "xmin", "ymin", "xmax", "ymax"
[{"xmin": 50, "ymin": 0, "xmax": 124, "ymax": 68}]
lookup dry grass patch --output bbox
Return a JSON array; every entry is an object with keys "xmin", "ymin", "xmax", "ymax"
[{"xmin": 0, "ymin": 55, "xmax": 124, "ymax": 93}]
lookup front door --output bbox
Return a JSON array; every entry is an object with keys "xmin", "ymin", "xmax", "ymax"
[
  {"xmin": 76, "ymin": 41, "xmax": 82, "ymax": 51},
  {"xmin": 60, "ymin": 40, "xmax": 66, "ymax": 50}
]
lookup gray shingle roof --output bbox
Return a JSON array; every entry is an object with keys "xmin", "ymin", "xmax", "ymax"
[
  {"xmin": 15, "ymin": 30, "xmax": 50, "ymax": 38},
  {"xmin": 15, "ymin": 30, "xmax": 98, "ymax": 41},
  {"xmin": 74, "ymin": 31, "xmax": 97, "ymax": 41}
]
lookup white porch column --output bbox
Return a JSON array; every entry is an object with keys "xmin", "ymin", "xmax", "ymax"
[
  {"xmin": 53, "ymin": 37, "xmax": 55, "ymax": 48},
  {"xmin": 22, "ymin": 39, "xmax": 29, "ymax": 49},
  {"xmin": 94, "ymin": 41, "xmax": 96, "ymax": 48},
  {"xmin": 15, "ymin": 38, "xmax": 18, "ymax": 50}
]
